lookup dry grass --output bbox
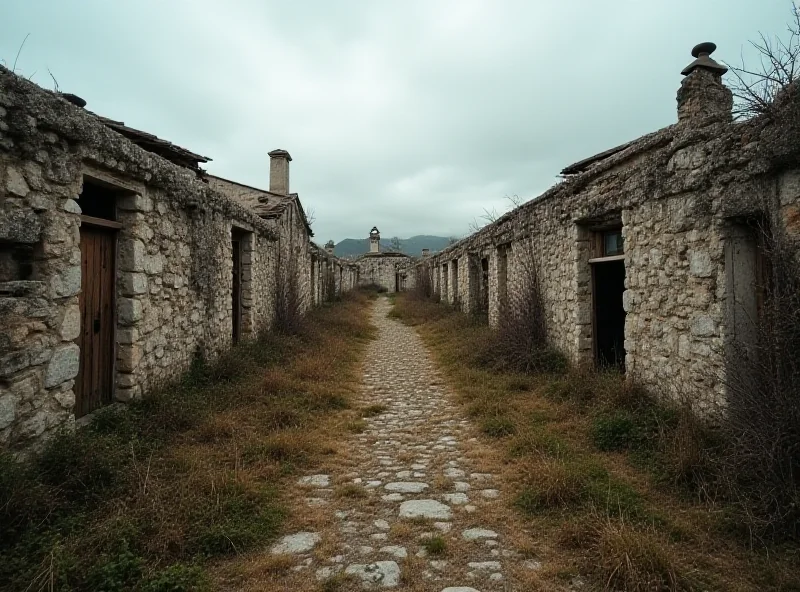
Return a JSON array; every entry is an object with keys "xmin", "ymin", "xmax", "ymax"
[
  {"xmin": 0, "ymin": 290, "xmax": 376, "ymax": 592},
  {"xmin": 390, "ymin": 293, "xmax": 800, "ymax": 591}
]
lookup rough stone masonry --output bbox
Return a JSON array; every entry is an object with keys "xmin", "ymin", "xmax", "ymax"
[
  {"xmin": 419, "ymin": 42, "xmax": 800, "ymax": 410},
  {"xmin": 0, "ymin": 66, "xmax": 358, "ymax": 450}
]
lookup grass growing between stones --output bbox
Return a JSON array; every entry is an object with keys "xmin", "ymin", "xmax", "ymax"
[
  {"xmin": 390, "ymin": 293, "xmax": 800, "ymax": 591},
  {"xmin": 0, "ymin": 290, "xmax": 376, "ymax": 592}
]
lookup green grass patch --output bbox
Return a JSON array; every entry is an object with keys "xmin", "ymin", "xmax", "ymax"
[
  {"xmin": 421, "ymin": 535, "xmax": 447, "ymax": 555},
  {"xmin": 481, "ymin": 415, "xmax": 516, "ymax": 438}
]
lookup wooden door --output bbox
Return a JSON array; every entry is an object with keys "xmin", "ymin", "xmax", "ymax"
[
  {"xmin": 232, "ymin": 237, "xmax": 242, "ymax": 343},
  {"xmin": 75, "ymin": 226, "xmax": 116, "ymax": 417}
]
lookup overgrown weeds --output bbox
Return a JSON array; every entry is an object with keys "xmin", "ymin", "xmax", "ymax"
[
  {"xmin": 0, "ymin": 290, "xmax": 374, "ymax": 591},
  {"xmin": 719, "ymin": 221, "xmax": 800, "ymax": 541},
  {"xmin": 274, "ymin": 248, "xmax": 305, "ymax": 334},
  {"xmin": 390, "ymin": 293, "xmax": 800, "ymax": 590}
]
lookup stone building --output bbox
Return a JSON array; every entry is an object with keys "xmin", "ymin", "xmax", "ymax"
[
  {"xmin": 419, "ymin": 43, "xmax": 800, "ymax": 408},
  {"xmin": 355, "ymin": 226, "xmax": 415, "ymax": 292},
  {"xmin": 0, "ymin": 67, "xmax": 357, "ymax": 449}
]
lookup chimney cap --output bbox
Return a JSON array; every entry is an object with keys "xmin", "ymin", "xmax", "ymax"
[
  {"xmin": 268, "ymin": 149, "xmax": 292, "ymax": 161},
  {"xmin": 60, "ymin": 92, "xmax": 87, "ymax": 108},
  {"xmin": 681, "ymin": 42, "xmax": 728, "ymax": 76}
]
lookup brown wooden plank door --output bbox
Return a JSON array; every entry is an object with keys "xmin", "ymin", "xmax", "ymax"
[
  {"xmin": 232, "ymin": 237, "xmax": 242, "ymax": 344},
  {"xmin": 75, "ymin": 226, "xmax": 116, "ymax": 418}
]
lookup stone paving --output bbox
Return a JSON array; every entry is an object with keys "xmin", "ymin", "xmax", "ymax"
[{"xmin": 269, "ymin": 298, "xmax": 538, "ymax": 590}]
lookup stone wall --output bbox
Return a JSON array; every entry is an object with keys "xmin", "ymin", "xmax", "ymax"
[
  {"xmin": 356, "ymin": 253, "xmax": 415, "ymax": 293},
  {"xmin": 0, "ymin": 67, "xmax": 356, "ymax": 449},
  {"xmin": 419, "ymin": 54, "xmax": 800, "ymax": 409}
]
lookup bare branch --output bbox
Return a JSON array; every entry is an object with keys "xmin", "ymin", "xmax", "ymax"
[{"xmin": 726, "ymin": 2, "xmax": 800, "ymax": 119}]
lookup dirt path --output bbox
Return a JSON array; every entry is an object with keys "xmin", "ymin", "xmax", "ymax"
[{"xmin": 268, "ymin": 297, "xmax": 538, "ymax": 591}]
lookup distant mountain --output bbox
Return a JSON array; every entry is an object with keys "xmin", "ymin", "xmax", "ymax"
[{"xmin": 333, "ymin": 235, "xmax": 452, "ymax": 258}]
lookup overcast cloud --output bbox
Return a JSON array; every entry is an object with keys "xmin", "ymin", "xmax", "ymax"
[{"xmin": 1, "ymin": 0, "xmax": 789, "ymax": 242}]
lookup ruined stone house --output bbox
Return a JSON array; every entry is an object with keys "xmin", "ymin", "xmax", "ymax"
[
  {"xmin": 419, "ymin": 43, "xmax": 800, "ymax": 408},
  {"xmin": 355, "ymin": 226, "xmax": 415, "ymax": 292},
  {"xmin": 0, "ymin": 67, "xmax": 357, "ymax": 449}
]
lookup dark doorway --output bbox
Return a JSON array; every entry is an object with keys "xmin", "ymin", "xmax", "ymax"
[
  {"xmin": 231, "ymin": 232, "xmax": 243, "ymax": 344},
  {"xmin": 593, "ymin": 259, "xmax": 626, "ymax": 368},
  {"xmin": 395, "ymin": 272, "xmax": 400, "ymax": 292},
  {"xmin": 480, "ymin": 258, "xmax": 489, "ymax": 313}
]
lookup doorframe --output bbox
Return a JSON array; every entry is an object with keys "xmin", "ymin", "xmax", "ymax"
[{"xmin": 76, "ymin": 216, "xmax": 120, "ymax": 417}]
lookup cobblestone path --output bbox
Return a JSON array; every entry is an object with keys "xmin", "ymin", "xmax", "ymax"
[{"xmin": 270, "ymin": 298, "xmax": 538, "ymax": 591}]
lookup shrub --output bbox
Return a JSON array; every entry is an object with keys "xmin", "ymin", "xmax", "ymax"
[
  {"xmin": 34, "ymin": 430, "xmax": 130, "ymax": 505},
  {"xmin": 591, "ymin": 519, "xmax": 691, "ymax": 591},
  {"xmin": 490, "ymin": 241, "xmax": 567, "ymax": 374},
  {"xmin": 421, "ymin": 535, "xmax": 447, "ymax": 555},
  {"xmin": 142, "ymin": 563, "xmax": 207, "ymax": 592},
  {"xmin": 274, "ymin": 249, "xmax": 306, "ymax": 334},
  {"xmin": 482, "ymin": 415, "xmax": 516, "ymax": 438},
  {"xmin": 516, "ymin": 459, "xmax": 587, "ymax": 513},
  {"xmin": 412, "ymin": 264, "xmax": 435, "ymax": 300},
  {"xmin": 720, "ymin": 221, "xmax": 800, "ymax": 540},
  {"xmin": 591, "ymin": 412, "xmax": 636, "ymax": 451}
]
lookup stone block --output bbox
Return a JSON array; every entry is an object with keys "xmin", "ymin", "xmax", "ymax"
[
  {"xmin": 120, "ymin": 272, "xmax": 147, "ymax": 296},
  {"xmin": 690, "ymin": 315, "xmax": 716, "ymax": 337},
  {"xmin": 50, "ymin": 265, "xmax": 81, "ymax": 298},
  {"xmin": 117, "ymin": 327, "xmax": 138, "ymax": 345},
  {"xmin": 0, "ymin": 208, "xmax": 41, "ymax": 243},
  {"xmin": 116, "ymin": 373, "xmax": 138, "ymax": 388},
  {"xmin": 54, "ymin": 388, "xmax": 75, "ymax": 409},
  {"xmin": 44, "ymin": 343, "xmax": 80, "ymax": 387},
  {"xmin": 27, "ymin": 193, "xmax": 53, "ymax": 212},
  {"xmin": 0, "ymin": 392, "xmax": 17, "ymax": 429},
  {"xmin": 688, "ymin": 250, "xmax": 713, "ymax": 277},
  {"xmin": 114, "ymin": 386, "xmax": 139, "ymax": 402},
  {"xmin": 118, "ymin": 298, "xmax": 142, "ymax": 325},
  {"xmin": 0, "ymin": 351, "xmax": 30, "ymax": 377},
  {"xmin": 10, "ymin": 375, "xmax": 38, "ymax": 401},
  {"xmin": 63, "ymin": 199, "xmax": 81, "ymax": 214},
  {"xmin": 622, "ymin": 290, "xmax": 634, "ymax": 313},
  {"xmin": 18, "ymin": 410, "xmax": 47, "ymax": 439},
  {"xmin": 143, "ymin": 254, "xmax": 163, "ymax": 275},
  {"xmin": 118, "ymin": 193, "xmax": 152, "ymax": 212},
  {"xmin": 6, "ymin": 166, "xmax": 29, "ymax": 197},
  {"xmin": 118, "ymin": 239, "xmax": 145, "ymax": 272},
  {"xmin": 779, "ymin": 170, "xmax": 800, "ymax": 206},
  {"xmin": 59, "ymin": 305, "xmax": 81, "ymax": 341},
  {"xmin": 117, "ymin": 344, "xmax": 142, "ymax": 372}
]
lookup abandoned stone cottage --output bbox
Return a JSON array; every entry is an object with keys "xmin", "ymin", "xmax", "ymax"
[
  {"xmin": 355, "ymin": 226, "xmax": 416, "ymax": 293},
  {"xmin": 419, "ymin": 43, "xmax": 800, "ymax": 408},
  {"xmin": 0, "ymin": 66, "xmax": 358, "ymax": 449}
]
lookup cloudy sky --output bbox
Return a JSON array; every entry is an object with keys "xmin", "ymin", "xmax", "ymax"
[{"xmin": 2, "ymin": 0, "xmax": 789, "ymax": 242}]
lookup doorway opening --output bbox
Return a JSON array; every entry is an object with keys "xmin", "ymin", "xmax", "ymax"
[
  {"xmin": 231, "ymin": 229, "xmax": 245, "ymax": 344},
  {"xmin": 590, "ymin": 228, "xmax": 626, "ymax": 369},
  {"xmin": 76, "ymin": 179, "xmax": 123, "ymax": 418},
  {"xmin": 452, "ymin": 259, "xmax": 459, "ymax": 308},
  {"xmin": 480, "ymin": 257, "xmax": 489, "ymax": 313}
]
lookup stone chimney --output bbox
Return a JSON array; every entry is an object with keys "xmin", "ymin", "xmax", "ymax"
[
  {"xmin": 325, "ymin": 240, "xmax": 335, "ymax": 254},
  {"xmin": 677, "ymin": 42, "xmax": 732, "ymax": 125},
  {"xmin": 421, "ymin": 248, "xmax": 430, "ymax": 258},
  {"xmin": 268, "ymin": 149, "xmax": 292, "ymax": 195},
  {"xmin": 369, "ymin": 226, "xmax": 381, "ymax": 253}
]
